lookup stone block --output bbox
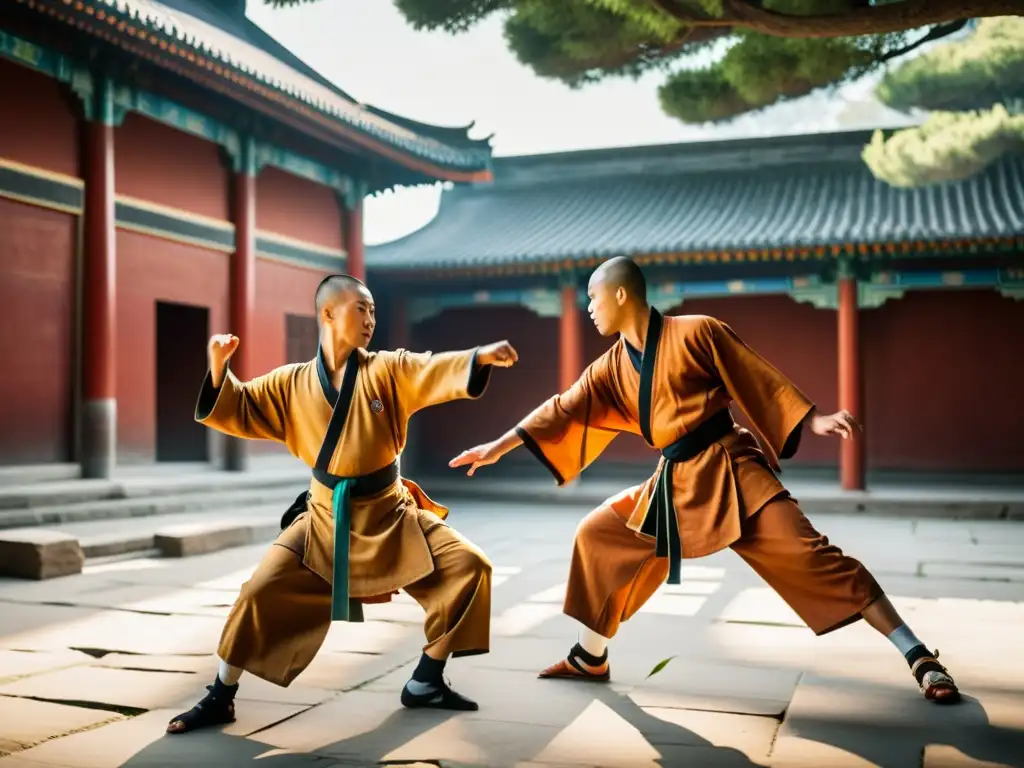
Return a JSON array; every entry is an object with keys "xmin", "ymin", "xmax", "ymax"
[
  {"xmin": 153, "ymin": 520, "xmax": 276, "ymax": 558},
  {"xmin": 0, "ymin": 529, "xmax": 83, "ymax": 579}
]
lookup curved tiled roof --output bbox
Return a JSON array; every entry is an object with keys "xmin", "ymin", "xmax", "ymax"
[
  {"xmin": 51, "ymin": 0, "xmax": 492, "ymax": 174},
  {"xmin": 367, "ymin": 129, "xmax": 1024, "ymax": 271}
]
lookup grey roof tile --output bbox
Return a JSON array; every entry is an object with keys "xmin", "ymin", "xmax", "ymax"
[
  {"xmin": 367, "ymin": 130, "xmax": 1024, "ymax": 270},
  {"xmin": 91, "ymin": 0, "xmax": 490, "ymax": 171}
]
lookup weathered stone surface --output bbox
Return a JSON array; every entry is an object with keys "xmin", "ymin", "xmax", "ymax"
[
  {"xmin": 0, "ymin": 666, "xmax": 202, "ymax": 711},
  {"xmin": 0, "ymin": 696, "xmax": 122, "ymax": 754},
  {"xmin": 628, "ymin": 659, "xmax": 801, "ymax": 717},
  {"xmin": 0, "ymin": 650, "xmax": 92, "ymax": 684},
  {"xmin": 153, "ymin": 521, "xmax": 277, "ymax": 558},
  {"xmin": 0, "ymin": 530, "xmax": 83, "ymax": 580},
  {"xmin": 923, "ymin": 745, "xmax": 1017, "ymax": 767}
]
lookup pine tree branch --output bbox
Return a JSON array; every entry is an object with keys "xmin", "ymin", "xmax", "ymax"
[{"xmin": 650, "ymin": 0, "xmax": 1022, "ymax": 38}]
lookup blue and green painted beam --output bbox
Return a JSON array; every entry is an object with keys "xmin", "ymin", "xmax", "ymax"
[{"xmin": 407, "ymin": 269, "xmax": 1024, "ymax": 324}]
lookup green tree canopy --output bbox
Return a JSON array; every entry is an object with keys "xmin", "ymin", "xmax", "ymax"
[
  {"xmin": 863, "ymin": 16, "xmax": 1024, "ymax": 187},
  {"xmin": 266, "ymin": 0, "xmax": 1020, "ymax": 125}
]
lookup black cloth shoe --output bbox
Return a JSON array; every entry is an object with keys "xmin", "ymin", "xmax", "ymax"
[
  {"xmin": 166, "ymin": 679, "xmax": 238, "ymax": 734},
  {"xmin": 400, "ymin": 678, "xmax": 479, "ymax": 711}
]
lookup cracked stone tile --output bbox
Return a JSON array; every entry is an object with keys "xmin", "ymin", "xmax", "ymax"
[
  {"xmin": 319, "ymin": 619, "xmax": 414, "ymax": 656},
  {"xmin": 0, "ymin": 610, "xmax": 224, "ymax": 656},
  {"xmin": 642, "ymin": 707, "xmax": 779, "ymax": 757},
  {"xmin": 0, "ymin": 604, "xmax": 98, "ymax": 644},
  {"xmin": 7, "ymin": 709, "xmax": 178, "ymax": 768},
  {"xmin": 235, "ymin": 674, "xmax": 336, "ymax": 707},
  {"xmin": 627, "ymin": 659, "xmax": 800, "ymax": 717},
  {"xmin": 90, "ymin": 653, "xmax": 217, "ymax": 675},
  {"xmin": 0, "ymin": 696, "xmax": 123, "ymax": 754},
  {"xmin": 28, "ymin": 585, "xmax": 236, "ymax": 618},
  {"xmin": 0, "ymin": 650, "xmax": 93, "ymax": 683},
  {"xmin": 250, "ymin": 690, "xmax": 430, "ymax": 754},
  {"xmin": 221, "ymin": 700, "xmax": 312, "ymax": 738},
  {"xmin": 0, "ymin": 666, "xmax": 201, "ymax": 711},
  {"xmin": 717, "ymin": 588, "xmax": 805, "ymax": 628},
  {"xmin": 290, "ymin": 651, "xmax": 383, "ymax": 691},
  {"xmin": 374, "ymin": 715, "xmax": 561, "ymax": 766}
]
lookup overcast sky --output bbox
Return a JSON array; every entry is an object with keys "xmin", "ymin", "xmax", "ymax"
[{"xmin": 246, "ymin": 0, "xmax": 918, "ymax": 245}]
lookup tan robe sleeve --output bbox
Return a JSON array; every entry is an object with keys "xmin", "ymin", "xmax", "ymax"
[
  {"xmin": 515, "ymin": 354, "xmax": 633, "ymax": 486},
  {"xmin": 194, "ymin": 365, "xmax": 293, "ymax": 443},
  {"xmin": 699, "ymin": 317, "xmax": 815, "ymax": 461},
  {"xmin": 388, "ymin": 348, "xmax": 492, "ymax": 416}
]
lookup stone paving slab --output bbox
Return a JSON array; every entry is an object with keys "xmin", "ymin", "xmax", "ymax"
[
  {"xmin": 0, "ymin": 505, "xmax": 1021, "ymax": 767},
  {"xmin": 0, "ymin": 650, "xmax": 93, "ymax": 684},
  {"xmin": 0, "ymin": 696, "xmax": 123, "ymax": 756},
  {"xmin": 0, "ymin": 608, "xmax": 224, "ymax": 656},
  {"xmin": 0, "ymin": 666, "xmax": 203, "ymax": 712}
]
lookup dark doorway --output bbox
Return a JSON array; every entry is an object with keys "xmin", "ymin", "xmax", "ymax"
[{"xmin": 156, "ymin": 301, "xmax": 210, "ymax": 462}]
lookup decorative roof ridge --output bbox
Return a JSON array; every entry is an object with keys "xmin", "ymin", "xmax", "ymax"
[
  {"xmin": 68, "ymin": 0, "xmax": 491, "ymax": 171},
  {"xmin": 487, "ymin": 127, "xmax": 908, "ymax": 187}
]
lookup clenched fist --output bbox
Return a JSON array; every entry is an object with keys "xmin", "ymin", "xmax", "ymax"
[
  {"xmin": 477, "ymin": 340, "xmax": 519, "ymax": 368},
  {"xmin": 208, "ymin": 334, "xmax": 239, "ymax": 388}
]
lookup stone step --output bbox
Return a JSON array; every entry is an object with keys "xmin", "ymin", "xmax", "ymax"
[
  {"xmin": 153, "ymin": 516, "xmax": 281, "ymax": 558},
  {"xmin": 0, "ymin": 485, "xmax": 302, "ymax": 530},
  {"xmin": 0, "ymin": 467, "xmax": 309, "ymax": 511},
  {"xmin": 79, "ymin": 532, "xmax": 160, "ymax": 559},
  {"xmin": 0, "ymin": 463, "xmax": 81, "ymax": 488},
  {"xmin": 2, "ymin": 510, "xmax": 287, "ymax": 578}
]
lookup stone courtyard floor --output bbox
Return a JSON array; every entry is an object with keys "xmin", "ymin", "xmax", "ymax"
[{"xmin": 0, "ymin": 501, "xmax": 1022, "ymax": 767}]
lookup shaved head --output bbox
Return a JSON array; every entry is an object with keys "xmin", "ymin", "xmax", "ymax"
[
  {"xmin": 315, "ymin": 274, "xmax": 367, "ymax": 318},
  {"xmin": 315, "ymin": 273, "xmax": 376, "ymax": 350},
  {"xmin": 592, "ymin": 257, "xmax": 646, "ymax": 304}
]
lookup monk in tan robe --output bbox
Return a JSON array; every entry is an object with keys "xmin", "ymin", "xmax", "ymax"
[
  {"xmin": 168, "ymin": 274, "xmax": 519, "ymax": 734},
  {"xmin": 451, "ymin": 257, "xmax": 960, "ymax": 704}
]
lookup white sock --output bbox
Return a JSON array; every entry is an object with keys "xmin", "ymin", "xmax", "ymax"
[
  {"xmin": 578, "ymin": 627, "xmax": 608, "ymax": 658},
  {"xmin": 886, "ymin": 624, "xmax": 924, "ymax": 657},
  {"xmin": 217, "ymin": 659, "xmax": 242, "ymax": 686}
]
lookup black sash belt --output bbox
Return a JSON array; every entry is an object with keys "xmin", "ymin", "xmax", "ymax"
[
  {"xmin": 639, "ymin": 408, "xmax": 736, "ymax": 584},
  {"xmin": 281, "ymin": 461, "xmax": 399, "ymax": 530}
]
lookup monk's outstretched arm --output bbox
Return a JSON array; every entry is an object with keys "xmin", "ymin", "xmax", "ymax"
[
  {"xmin": 388, "ymin": 348, "xmax": 493, "ymax": 416},
  {"xmin": 500, "ymin": 356, "xmax": 630, "ymax": 486},
  {"xmin": 698, "ymin": 317, "xmax": 816, "ymax": 460},
  {"xmin": 195, "ymin": 365, "xmax": 294, "ymax": 443}
]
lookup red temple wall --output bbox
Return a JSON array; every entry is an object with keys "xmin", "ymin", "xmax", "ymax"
[
  {"xmin": 0, "ymin": 198, "xmax": 77, "ymax": 464},
  {"xmin": 114, "ymin": 113, "xmax": 230, "ymax": 221},
  {"xmin": 252, "ymin": 259, "xmax": 329, "ymax": 374},
  {"xmin": 0, "ymin": 57, "xmax": 79, "ymax": 177},
  {"xmin": 411, "ymin": 306, "xmax": 561, "ymax": 469},
  {"xmin": 0, "ymin": 57, "xmax": 79, "ymax": 464},
  {"xmin": 863, "ymin": 289, "xmax": 1024, "ymax": 473},
  {"xmin": 255, "ymin": 167, "xmax": 343, "ymax": 251},
  {"xmin": 406, "ymin": 289, "xmax": 1023, "ymax": 476},
  {"xmin": 115, "ymin": 231, "xmax": 229, "ymax": 463}
]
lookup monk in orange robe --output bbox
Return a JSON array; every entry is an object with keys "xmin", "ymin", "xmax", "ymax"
[
  {"xmin": 168, "ymin": 275, "xmax": 518, "ymax": 734},
  {"xmin": 451, "ymin": 257, "xmax": 959, "ymax": 704}
]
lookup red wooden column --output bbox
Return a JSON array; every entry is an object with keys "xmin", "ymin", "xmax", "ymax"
[
  {"xmin": 80, "ymin": 78, "xmax": 117, "ymax": 479},
  {"xmin": 225, "ymin": 139, "xmax": 257, "ymax": 472},
  {"xmin": 343, "ymin": 184, "xmax": 365, "ymax": 282},
  {"xmin": 837, "ymin": 264, "xmax": 865, "ymax": 490},
  {"xmin": 559, "ymin": 278, "xmax": 583, "ymax": 392}
]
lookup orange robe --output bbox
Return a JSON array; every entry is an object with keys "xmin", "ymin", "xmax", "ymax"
[
  {"xmin": 194, "ymin": 346, "xmax": 494, "ymax": 686},
  {"xmin": 516, "ymin": 310, "xmax": 881, "ymax": 637}
]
